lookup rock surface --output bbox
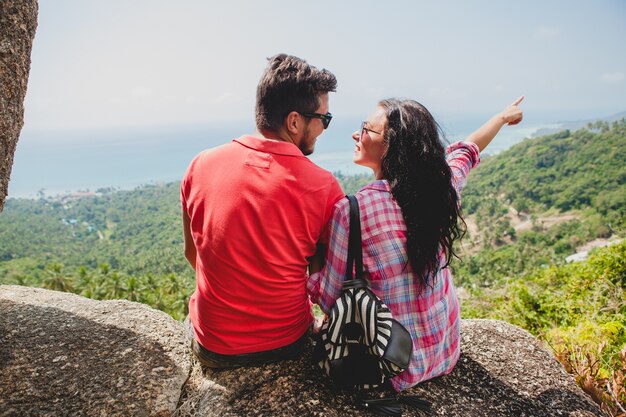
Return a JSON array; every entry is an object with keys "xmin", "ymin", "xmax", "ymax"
[
  {"xmin": 1, "ymin": 285, "xmax": 603, "ymax": 416},
  {"xmin": 176, "ymin": 321, "xmax": 603, "ymax": 417},
  {"xmin": 0, "ymin": 0, "xmax": 38, "ymax": 211},
  {"xmin": 0, "ymin": 285, "xmax": 191, "ymax": 416}
]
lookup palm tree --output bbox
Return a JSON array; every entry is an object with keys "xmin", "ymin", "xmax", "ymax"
[
  {"xmin": 104, "ymin": 271, "xmax": 124, "ymax": 299},
  {"xmin": 163, "ymin": 273, "xmax": 181, "ymax": 295},
  {"xmin": 142, "ymin": 273, "xmax": 159, "ymax": 292},
  {"xmin": 42, "ymin": 263, "xmax": 73, "ymax": 292},
  {"xmin": 14, "ymin": 274, "xmax": 27, "ymax": 286},
  {"xmin": 123, "ymin": 276, "xmax": 141, "ymax": 302}
]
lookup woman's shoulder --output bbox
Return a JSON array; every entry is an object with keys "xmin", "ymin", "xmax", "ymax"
[
  {"xmin": 327, "ymin": 180, "xmax": 398, "ymax": 223},
  {"xmin": 356, "ymin": 180, "xmax": 393, "ymax": 203},
  {"xmin": 355, "ymin": 180, "xmax": 390, "ymax": 198},
  {"xmin": 354, "ymin": 180, "xmax": 404, "ymax": 228}
]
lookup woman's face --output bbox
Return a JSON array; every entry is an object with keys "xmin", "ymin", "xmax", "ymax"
[{"xmin": 352, "ymin": 107, "xmax": 387, "ymax": 178}]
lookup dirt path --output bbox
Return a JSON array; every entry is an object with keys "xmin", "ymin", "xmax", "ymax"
[
  {"xmin": 461, "ymin": 206, "xmax": 582, "ymax": 253},
  {"xmin": 507, "ymin": 206, "xmax": 579, "ymax": 233}
]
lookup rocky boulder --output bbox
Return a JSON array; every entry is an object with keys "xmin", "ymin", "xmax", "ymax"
[
  {"xmin": 1, "ymin": 285, "xmax": 603, "ymax": 416},
  {"xmin": 0, "ymin": 285, "xmax": 191, "ymax": 416},
  {"xmin": 0, "ymin": 0, "xmax": 38, "ymax": 211},
  {"xmin": 176, "ymin": 320, "xmax": 603, "ymax": 417}
]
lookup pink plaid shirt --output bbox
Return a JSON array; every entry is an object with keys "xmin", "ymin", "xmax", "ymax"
[{"xmin": 307, "ymin": 141, "xmax": 480, "ymax": 392}]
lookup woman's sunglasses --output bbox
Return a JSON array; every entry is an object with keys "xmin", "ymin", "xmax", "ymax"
[{"xmin": 360, "ymin": 121, "xmax": 381, "ymax": 138}]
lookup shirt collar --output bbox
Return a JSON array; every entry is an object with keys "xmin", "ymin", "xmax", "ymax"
[
  {"xmin": 233, "ymin": 135, "xmax": 305, "ymax": 157},
  {"xmin": 361, "ymin": 179, "xmax": 391, "ymax": 193}
]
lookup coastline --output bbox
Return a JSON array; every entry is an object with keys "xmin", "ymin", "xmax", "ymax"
[{"xmin": 3, "ymin": 120, "xmax": 573, "ymax": 200}]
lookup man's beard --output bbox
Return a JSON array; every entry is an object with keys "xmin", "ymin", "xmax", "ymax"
[{"xmin": 299, "ymin": 128, "xmax": 316, "ymax": 156}]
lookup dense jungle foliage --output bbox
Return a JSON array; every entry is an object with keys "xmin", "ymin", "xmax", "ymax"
[
  {"xmin": 1, "ymin": 121, "xmax": 624, "ymax": 412},
  {"xmin": 455, "ymin": 119, "xmax": 625, "ymax": 414}
]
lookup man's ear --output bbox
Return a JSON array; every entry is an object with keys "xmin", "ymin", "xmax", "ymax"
[{"xmin": 285, "ymin": 111, "xmax": 301, "ymax": 135}]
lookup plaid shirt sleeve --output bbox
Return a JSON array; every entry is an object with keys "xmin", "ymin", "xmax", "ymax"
[
  {"xmin": 446, "ymin": 141, "xmax": 480, "ymax": 201},
  {"xmin": 307, "ymin": 197, "xmax": 350, "ymax": 313}
]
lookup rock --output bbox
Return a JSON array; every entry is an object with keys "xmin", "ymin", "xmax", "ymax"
[
  {"xmin": 176, "ymin": 319, "xmax": 603, "ymax": 417},
  {"xmin": 0, "ymin": 285, "xmax": 602, "ymax": 416},
  {"xmin": 0, "ymin": 285, "xmax": 191, "ymax": 416},
  {"xmin": 411, "ymin": 320, "xmax": 603, "ymax": 416},
  {"xmin": 0, "ymin": 0, "xmax": 38, "ymax": 211}
]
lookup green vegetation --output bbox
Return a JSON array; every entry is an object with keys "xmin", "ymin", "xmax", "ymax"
[
  {"xmin": 462, "ymin": 242, "xmax": 625, "ymax": 410},
  {"xmin": 0, "ymin": 182, "xmax": 194, "ymax": 319},
  {"xmin": 454, "ymin": 119, "xmax": 625, "ymax": 414},
  {"xmin": 455, "ymin": 120, "xmax": 625, "ymax": 287},
  {"xmin": 0, "ymin": 121, "xmax": 624, "ymax": 412},
  {"xmin": 333, "ymin": 172, "xmax": 374, "ymax": 195},
  {"xmin": 0, "ymin": 175, "xmax": 374, "ymax": 320}
]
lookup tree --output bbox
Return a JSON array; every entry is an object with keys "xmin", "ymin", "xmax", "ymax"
[
  {"xmin": 512, "ymin": 196, "xmax": 530, "ymax": 215},
  {"xmin": 0, "ymin": 0, "xmax": 38, "ymax": 211},
  {"xmin": 42, "ymin": 262, "xmax": 73, "ymax": 292}
]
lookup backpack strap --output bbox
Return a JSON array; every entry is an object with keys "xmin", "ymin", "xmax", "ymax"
[{"xmin": 345, "ymin": 195, "xmax": 363, "ymax": 282}]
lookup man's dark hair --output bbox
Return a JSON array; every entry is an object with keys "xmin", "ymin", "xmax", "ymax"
[{"xmin": 256, "ymin": 54, "xmax": 337, "ymax": 133}]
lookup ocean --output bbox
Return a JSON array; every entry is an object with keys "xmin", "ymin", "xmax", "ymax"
[{"xmin": 8, "ymin": 118, "xmax": 544, "ymax": 198}]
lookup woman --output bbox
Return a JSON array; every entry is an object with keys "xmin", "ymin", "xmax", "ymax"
[{"xmin": 307, "ymin": 96, "xmax": 524, "ymax": 392}]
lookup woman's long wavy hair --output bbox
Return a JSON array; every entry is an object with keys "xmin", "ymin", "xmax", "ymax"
[{"xmin": 379, "ymin": 98, "xmax": 465, "ymax": 288}]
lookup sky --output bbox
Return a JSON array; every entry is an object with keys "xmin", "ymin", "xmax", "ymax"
[{"xmin": 23, "ymin": 0, "xmax": 626, "ymax": 134}]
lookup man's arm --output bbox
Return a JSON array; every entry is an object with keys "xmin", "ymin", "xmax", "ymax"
[
  {"xmin": 308, "ymin": 243, "xmax": 327, "ymax": 275},
  {"xmin": 466, "ymin": 96, "xmax": 524, "ymax": 152},
  {"xmin": 182, "ymin": 210, "xmax": 197, "ymax": 270}
]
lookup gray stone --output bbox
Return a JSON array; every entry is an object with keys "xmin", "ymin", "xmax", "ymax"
[
  {"xmin": 176, "ymin": 319, "xmax": 603, "ymax": 417},
  {"xmin": 0, "ymin": 285, "xmax": 602, "ymax": 416},
  {"xmin": 0, "ymin": 0, "xmax": 38, "ymax": 211},
  {"xmin": 0, "ymin": 285, "xmax": 191, "ymax": 416}
]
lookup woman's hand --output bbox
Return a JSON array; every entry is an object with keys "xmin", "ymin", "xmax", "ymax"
[
  {"xmin": 500, "ymin": 96, "xmax": 524, "ymax": 126},
  {"xmin": 466, "ymin": 95, "xmax": 525, "ymax": 151},
  {"xmin": 313, "ymin": 315, "xmax": 326, "ymax": 334}
]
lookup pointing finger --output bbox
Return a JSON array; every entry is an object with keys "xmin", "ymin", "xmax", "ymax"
[{"xmin": 512, "ymin": 95, "xmax": 525, "ymax": 106}]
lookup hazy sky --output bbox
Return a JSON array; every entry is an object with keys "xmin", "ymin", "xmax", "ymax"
[{"xmin": 23, "ymin": 0, "xmax": 626, "ymax": 132}]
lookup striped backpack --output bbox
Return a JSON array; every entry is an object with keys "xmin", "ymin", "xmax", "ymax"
[{"xmin": 314, "ymin": 195, "xmax": 413, "ymax": 390}]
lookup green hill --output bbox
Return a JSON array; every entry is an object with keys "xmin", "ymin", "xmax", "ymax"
[
  {"xmin": 0, "ymin": 172, "xmax": 374, "ymax": 319},
  {"xmin": 452, "ymin": 119, "xmax": 625, "ymax": 412},
  {"xmin": 454, "ymin": 119, "xmax": 625, "ymax": 287}
]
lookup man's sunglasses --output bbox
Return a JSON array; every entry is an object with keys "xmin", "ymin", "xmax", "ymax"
[{"xmin": 300, "ymin": 112, "xmax": 332, "ymax": 129}]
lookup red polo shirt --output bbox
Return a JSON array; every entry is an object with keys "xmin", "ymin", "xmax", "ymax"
[{"xmin": 181, "ymin": 135, "xmax": 344, "ymax": 354}]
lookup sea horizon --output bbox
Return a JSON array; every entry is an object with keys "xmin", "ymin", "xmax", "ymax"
[{"xmin": 6, "ymin": 116, "xmax": 563, "ymax": 199}]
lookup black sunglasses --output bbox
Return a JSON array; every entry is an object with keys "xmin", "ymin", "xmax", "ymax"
[
  {"xmin": 360, "ymin": 121, "xmax": 381, "ymax": 138},
  {"xmin": 300, "ymin": 112, "xmax": 332, "ymax": 129}
]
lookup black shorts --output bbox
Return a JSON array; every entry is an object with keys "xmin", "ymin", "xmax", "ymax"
[{"xmin": 184, "ymin": 316, "xmax": 308, "ymax": 368}]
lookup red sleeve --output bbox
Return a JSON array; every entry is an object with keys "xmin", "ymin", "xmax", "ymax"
[
  {"xmin": 181, "ymin": 152, "xmax": 201, "ymax": 214},
  {"xmin": 319, "ymin": 176, "xmax": 345, "ymax": 245},
  {"xmin": 180, "ymin": 166, "xmax": 191, "ymax": 214}
]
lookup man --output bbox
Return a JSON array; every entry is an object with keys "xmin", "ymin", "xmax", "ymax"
[{"xmin": 181, "ymin": 54, "xmax": 344, "ymax": 367}]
